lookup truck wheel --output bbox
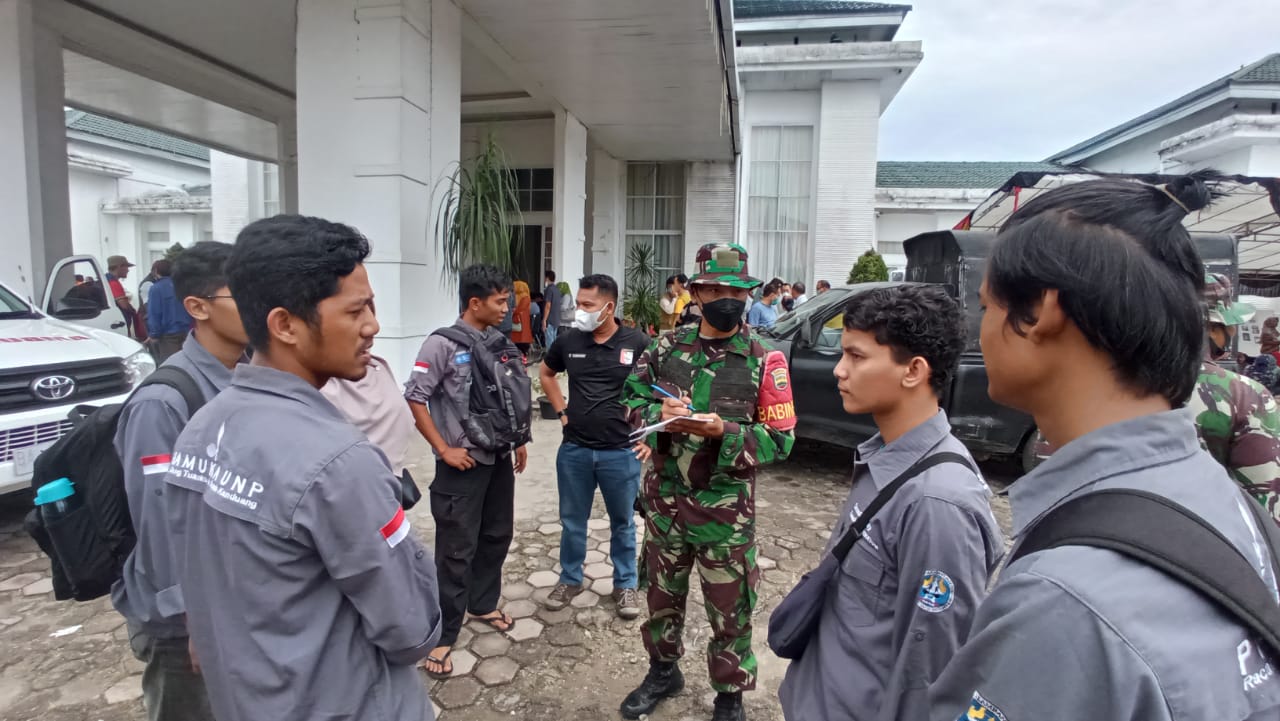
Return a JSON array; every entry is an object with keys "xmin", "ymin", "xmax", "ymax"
[{"xmin": 1020, "ymin": 428, "xmax": 1049, "ymax": 474}]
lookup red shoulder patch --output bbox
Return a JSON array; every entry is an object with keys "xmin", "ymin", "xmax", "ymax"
[{"xmin": 757, "ymin": 350, "xmax": 796, "ymax": 431}]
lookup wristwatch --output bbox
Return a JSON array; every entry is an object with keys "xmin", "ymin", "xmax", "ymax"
[{"xmin": 557, "ymin": 409, "xmax": 568, "ymax": 419}]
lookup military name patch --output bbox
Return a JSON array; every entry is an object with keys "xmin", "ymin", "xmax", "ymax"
[
  {"xmin": 957, "ymin": 691, "xmax": 1007, "ymax": 721},
  {"xmin": 918, "ymin": 569, "xmax": 955, "ymax": 613}
]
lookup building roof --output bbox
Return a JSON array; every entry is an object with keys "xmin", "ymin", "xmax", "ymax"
[
  {"xmin": 734, "ymin": 0, "xmax": 911, "ymax": 20},
  {"xmin": 64, "ymin": 110, "xmax": 210, "ymax": 162},
  {"xmin": 876, "ymin": 161, "xmax": 1066, "ymax": 189},
  {"xmin": 1049, "ymin": 53, "xmax": 1280, "ymax": 163}
]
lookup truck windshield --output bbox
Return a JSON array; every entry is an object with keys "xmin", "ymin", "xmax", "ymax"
[{"xmin": 0, "ymin": 283, "xmax": 35, "ymax": 318}]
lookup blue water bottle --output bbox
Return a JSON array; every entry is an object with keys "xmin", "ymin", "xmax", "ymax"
[{"xmin": 34, "ymin": 477, "xmax": 81, "ymax": 523}]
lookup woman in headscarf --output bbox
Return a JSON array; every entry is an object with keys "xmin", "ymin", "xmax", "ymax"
[
  {"xmin": 512, "ymin": 279, "xmax": 533, "ymax": 357},
  {"xmin": 1260, "ymin": 316, "xmax": 1280, "ymax": 357}
]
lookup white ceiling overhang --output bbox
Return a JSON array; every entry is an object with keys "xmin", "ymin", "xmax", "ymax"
[{"xmin": 53, "ymin": 0, "xmax": 734, "ymax": 162}]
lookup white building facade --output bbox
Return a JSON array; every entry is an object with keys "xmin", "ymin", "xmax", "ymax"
[
  {"xmin": 5, "ymin": 0, "xmax": 937, "ymax": 371},
  {"xmin": 65, "ymin": 110, "xmax": 213, "ymax": 272}
]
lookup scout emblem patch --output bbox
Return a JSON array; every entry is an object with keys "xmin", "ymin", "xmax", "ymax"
[
  {"xmin": 918, "ymin": 570, "xmax": 955, "ymax": 613},
  {"xmin": 957, "ymin": 691, "xmax": 1007, "ymax": 721},
  {"xmin": 757, "ymin": 350, "xmax": 797, "ymax": 431}
]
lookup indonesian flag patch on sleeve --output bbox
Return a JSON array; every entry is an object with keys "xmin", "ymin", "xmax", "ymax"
[
  {"xmin": 141, "ymin": 454, "xmax": 172, "ymax": 475},
  {"xmin": 757, "ymin": 350, "xmax": 797, "ymax": 432},
  {"xmin": 380, "ymin": 507, "xmax": 411, "ymax": 548},
  {"xmin": 411, "ymin": 361, "xmax": 429, "ymax": 375}
]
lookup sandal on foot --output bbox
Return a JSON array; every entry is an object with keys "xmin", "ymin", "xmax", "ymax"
[
  {"xmin": 471, "ymin": 610, "xmax": 514, "ymax": 632},
  {"xmin": 421, "ymin": 650, "xmax": 453, "ymax": 679}
]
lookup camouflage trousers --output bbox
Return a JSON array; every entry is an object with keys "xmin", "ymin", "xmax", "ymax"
[{"xmin": 639, "ymin": 466, "xmax": 759, "ymax": 692}]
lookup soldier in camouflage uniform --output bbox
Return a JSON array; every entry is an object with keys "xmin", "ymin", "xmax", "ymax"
[
  {"xmin": 619, "ymin": 243, "xmax": 796, "ymax": 721},
  {"xmin": 1186, "ymin": 273, "xmax": 1280, "ymax": 520}
]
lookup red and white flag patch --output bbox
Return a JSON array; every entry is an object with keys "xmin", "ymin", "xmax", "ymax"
[
  {"xmin": 380, "ymin": 507, "xmax": 411, "ymax": 548},
  {"xmin": 411, "ymin": 361, "xmax": 429, "ymax": 375},
  {"xmin": 141, "ymin": 454, "xmax": 171, "ymax": 475}
]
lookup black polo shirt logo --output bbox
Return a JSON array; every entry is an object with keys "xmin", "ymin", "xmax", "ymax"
[{"xmin": 620, "ymin": 348, "xmax": 635, "ymax": 365}]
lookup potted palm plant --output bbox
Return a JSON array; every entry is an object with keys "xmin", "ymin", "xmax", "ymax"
[
  {"xmin": 433, "ymin": 134, "xmax": 523, "ymax": 276},
  {"xmin": 623, "ymin": 243, "xmax": 663, "ymax": 336}
]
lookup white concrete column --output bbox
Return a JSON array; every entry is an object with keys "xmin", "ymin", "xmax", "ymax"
[
  {"xmin": 295, "ymin": 0, "xmax": 459, "ymax": 375},
  {"xmin": 589, "ymin": 147, "xmax": 624, "ymax": 284},
  {"xmin": 210, "ymin": 150, "xmax": 252, "ymax": 243},
  {"xmin": 169, "ymin": 214, "xmax": 198, "ymax": 249},
  {"xmin": 553, "ymin": 110, "xmax": 588, "ymax": 283},
  {"xmin": 0, "ymin": 0, "xmax": 71, "ymax": 300},
  {"xmin": 277, "ymin": 114, "xmax": 299, "ymax": 214},
  {"xmin": 814, "ymin": 80, "xmax": 880, "ymax": 286}
]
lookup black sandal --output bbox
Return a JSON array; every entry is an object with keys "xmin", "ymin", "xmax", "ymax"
[
  {"xmin": 422, "ymin": 650, "xmax": 453, "ymax": 679},
  {"xmin": 471, "ymin": 610, "xmax": 514, "ymax": 632}
]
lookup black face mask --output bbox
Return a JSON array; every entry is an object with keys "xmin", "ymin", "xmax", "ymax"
[{"xmin": 701, "ymin": 298, "xmax": 746, "ymax": 332}]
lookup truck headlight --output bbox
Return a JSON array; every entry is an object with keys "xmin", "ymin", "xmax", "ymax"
[{"xmin": 124, "ymin": 350, "xmax": 157, "ymax": 386}]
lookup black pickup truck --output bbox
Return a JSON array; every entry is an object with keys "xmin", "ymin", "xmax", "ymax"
[{"xmin": 758, "ymin": 229, "xmax": 1239, "ymax": 471}]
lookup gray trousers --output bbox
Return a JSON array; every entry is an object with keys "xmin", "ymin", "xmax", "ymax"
[{"xmin": 127, "ymin": 623, "xmax": 215, "ymax": 721}]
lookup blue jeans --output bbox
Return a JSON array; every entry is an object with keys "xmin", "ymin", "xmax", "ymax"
[
  {"xmin": 556, "ymin": 442, "xmax": 641, "ymax": 588},
  {"xmin": 545, "ymin": 324, "xmax": 559, "ymax": 348}
]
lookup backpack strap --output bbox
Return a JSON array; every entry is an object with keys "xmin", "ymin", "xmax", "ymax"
[
  {"xmin": 430, "ymin": 325, "xmax": 476, "ymax": 350},
  {"xmin": 137, "ymin": 366, "xmax": 206, "ymax": 418},
  {"xmin": 1010, "ymin": 488, "xmax": 1280, "ymax": 656},
  {"xmin": 831, "ymin": 451, "xmax": 975, "ymax": 562}
]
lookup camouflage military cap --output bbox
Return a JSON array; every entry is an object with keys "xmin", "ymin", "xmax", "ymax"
[
  {"xmin": 689, "ymin": 243, "xmax": 762, "ymax": 289},
  {"xmin": 1204, "ymin": 273, "xmax": 1255, "ymax": 326}
]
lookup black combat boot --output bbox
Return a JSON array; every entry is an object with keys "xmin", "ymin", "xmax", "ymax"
[
  {"xmin": 619, "ymin": 660, "xmax": 684, "ymax": 719},
  {"xmin": 711, "ymin": 691, "xmax": 746, "ymax": 721}
]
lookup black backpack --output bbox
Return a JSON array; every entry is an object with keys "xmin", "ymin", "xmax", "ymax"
[
  {"xmin": 1012, "ymin": 486, "xmax": 1280, "ymax": 657},
  {"xmin": 24, "ymin": 366, "xmax": 204, "ymax": 601},
  {"xmin": 432, "ymin": 326, "xmax": 532, "ymax": 453}
]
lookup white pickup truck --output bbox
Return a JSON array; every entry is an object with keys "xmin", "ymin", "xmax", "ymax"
[{"xmin": 0, "ymin": 256, "xmax": 156, "ymax": 495}]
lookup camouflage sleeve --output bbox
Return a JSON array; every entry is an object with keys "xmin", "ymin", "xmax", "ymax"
[
  {"xmin": 716, "ymin": 348, "xmax": 796, "ymax": 471},
  {"xmin": 1226, "ymin": 375, "xmax": 1280, "ymax": 522},
  {"xmin": 622, "ymin": 335, "xmax": 666, "ymax": 430}
]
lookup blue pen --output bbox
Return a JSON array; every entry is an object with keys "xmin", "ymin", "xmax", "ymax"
[{"xmin": 650, "ymin": 384, "xmax": 698, "ymax": 413}]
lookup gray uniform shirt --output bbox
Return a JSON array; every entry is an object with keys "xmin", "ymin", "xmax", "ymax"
[
  {"xmin": 404, "ymin": 319, "xmax": 499, "ymax": 466},
  {"xmin": 779, "ymin": 411, "xmax": 1005, "ymax": 721},
  {"xmin": 112, "ymin": 332, "xmax": 231, "ymax": 638},
  {"xmin": 929, "ymin": 410, "xmax": 1280, "ymax": 721},
  {"xmin": 163, "ymin": 364, "xmax": 442, "ymax": 721}
]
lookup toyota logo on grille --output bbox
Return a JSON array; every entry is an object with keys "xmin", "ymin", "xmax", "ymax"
[{"xmin": 31, "ymin": 375, "xmax": 76, "ymax": 401}]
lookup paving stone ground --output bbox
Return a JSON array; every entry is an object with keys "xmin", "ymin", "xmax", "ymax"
[{"xmin": 0, "ymin": 403, "xmax": 1014, "ymax": 721}]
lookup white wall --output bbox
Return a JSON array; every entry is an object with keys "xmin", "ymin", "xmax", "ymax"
[
  {"xmin": 1249, "ymin": 144, "xmax": 1280, "ymax": 175},
  {"xmin": 210, "ymin": 149, "xmax": 260, "ymax": 243},
  {"xmin": 67, "ymin": 167, "xmax": 117, "ymax": 258},
  {"xmin": 461, "ymin": 118, "xmax": 554, "ymax": 168},
  {"xmin": 813, "ymin": 80, "xmax": 880, "ymax": 287},
  {"xmin": 1075, "ymin": 99, "xmax": 1275, "ymax": 173}
]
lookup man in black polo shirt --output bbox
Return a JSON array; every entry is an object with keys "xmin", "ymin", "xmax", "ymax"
[{"xmin": 540, "ymin": 274, "xmax": 651, "ymax": 618}]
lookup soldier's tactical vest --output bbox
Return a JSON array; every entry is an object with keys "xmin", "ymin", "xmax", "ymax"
[{"xmin": 658, "ymin": 338, "xmax": 758, "ymax": 423}]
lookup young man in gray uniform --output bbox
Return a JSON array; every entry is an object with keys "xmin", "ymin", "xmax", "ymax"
[
  {"xmin": 163, "ymin": 216, "xmax": 443, "ymax": 721},
  {"xmin": 929, "ymin": 178, "xmax": 1280, "ymax": 720},
  {"xmin": 112, "ymin": 241, "xmax": 243, "ymax": 721},
  {"xmin": 778, "ymin": 285, "xmax": 1004, "ymax": 721},
  {"xmin": 406, "ymin": 263, "xmax": 528, "ymax": 678}
]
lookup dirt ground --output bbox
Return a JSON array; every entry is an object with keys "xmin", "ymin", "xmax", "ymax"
[{"xmin": 0, "ymin": 410, "xmax": 1014, "ymax": 721}]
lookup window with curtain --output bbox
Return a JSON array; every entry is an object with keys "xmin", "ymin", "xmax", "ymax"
[
  {"xmin": 747, "ymin": 125, "xmax": 813, "ymax": 285},
  {"xmin": 625, "ymin": 162, "xmax": 685, "ymax": 291}
]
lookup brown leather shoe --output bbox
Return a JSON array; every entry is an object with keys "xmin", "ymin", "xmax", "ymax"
[{"xmin": 545, "ymin": 583, "xmax": 584, "ymax": 610}]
